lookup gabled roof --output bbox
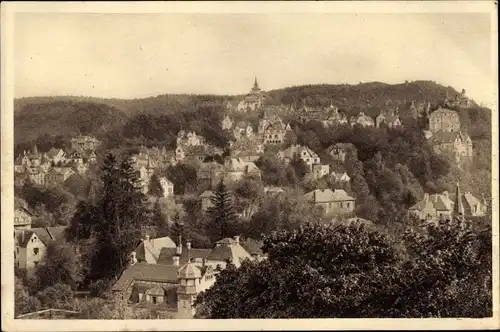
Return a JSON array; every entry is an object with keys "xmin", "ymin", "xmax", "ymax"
[
  {"xmin": 15, "ymin": 227, "xmax": 66, "ymax": 247},
  {"xmin": 112, "ymin": 263, "xmax": 180, "ymax": 292},
  {"xmin": 428, "ymin": 130, "xmax": 470, "ymax": 144},
  {"xmin": 305, "ymin": 189, "xmax": 355, "ymax": 203},
  {"xmin": 157, "ymin": 247, "xmax": 211, "ymax": 266},
  {"xmin": 207, "ymin": 242, "xmax": 253, "ymax": 265}
]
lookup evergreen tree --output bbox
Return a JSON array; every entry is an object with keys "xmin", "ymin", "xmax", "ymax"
[
  {"xmin": 88, "ymin": 154, "xmax": 151, "ymax": 286},
  {"xmin": 206, "ymin": 179, "xmax": 237, "ymax": 241},
  {"xmin": 169, "ymin": 211, "xmax": 184, "ymax": 242},
  {"xmin": 148, "ymin": 173, "xmax": 164, "ymax": 199},
  {"xmin": 152, "ymin": 199, "xmax": 169, "ymax": 237}
]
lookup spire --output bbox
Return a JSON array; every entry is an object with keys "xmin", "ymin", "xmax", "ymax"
[
  {"xmin": 252, "ymin": 76, "xmax": 260, "ymax": 92},
  {"xmin": 32, "ymin": 144, "xmax": 38, "ymax": 156},
  {"xmin": 453, "ymin": 182, "xmax": 465, "ymax": 219}
]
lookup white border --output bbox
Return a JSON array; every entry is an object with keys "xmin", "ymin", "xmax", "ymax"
[{"xmin": 1, "ymin": 2, "xmax": 498, "ymax": 331}]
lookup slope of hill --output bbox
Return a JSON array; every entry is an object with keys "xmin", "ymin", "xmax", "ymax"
[
  {"xmin": 14, "ymin": 99, "xmax": 128, "ymax": 145},
  {"xmin": 14, "ymin": 80, "xmax": 489, "ymax": 148}
]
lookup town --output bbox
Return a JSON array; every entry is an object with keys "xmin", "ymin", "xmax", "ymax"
[{"xmin": 13, "ymin": 77, "xmax": 492, "ymax": 319}]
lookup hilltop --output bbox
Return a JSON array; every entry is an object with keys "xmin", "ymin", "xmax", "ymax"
[{"xmin": 14, "ymin": 80, "xmax": 488, "ymax": 148}]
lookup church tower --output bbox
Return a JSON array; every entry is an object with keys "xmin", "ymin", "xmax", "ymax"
[{"xmin": 251, "ymin": 76, "xmax": 261, "ymax": 93}]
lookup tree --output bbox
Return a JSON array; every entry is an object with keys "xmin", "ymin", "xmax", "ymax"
[
  {"xmin": 151, "ymin": 199, "xmax": 169, "ymax": 237},
  {"xmin": 289, "ymin": 155, "xmax": 309, "ymax": 181},
  {"xmin": 195, "ymin": 219, "xmax": 492, "ymax": 318},
  {"xmin": 148, "ymin": 173, "xmax": 164, "ymax": 199},
  {"xmin": 206, "ymin": 179, "xmax": 238, "ymax": 241},
  {"xmin": 31, "ymin": 241, "xmax": 85, "ymax": 293},
  {"xmin": 196, "ymin": 221, "xmax": 404, "ymax": 318},
  {"xmin": 15, "ymin": 277, "xmax": 41, "ymax": 316},
  {"xmin": 87, "ymin": 154, "xmax": 151, "ymax": 286},
  {"xmin": 36, "ymin": 283, "xmax": 75, "ymax": 310}
]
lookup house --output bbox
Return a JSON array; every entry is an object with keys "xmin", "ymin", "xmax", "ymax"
[
  {"xmin": 223, "ymin": 158, "xmax": 261, "ymax": 182},
  {"xmin": 221, "ymin": 115, "xmax": 234, "ymax": 130},
  {"xmin": 444, "ymin": 89, "xmax": 473, "ymax": 109},
  {"xmin": 409, "ymin": 100, "xmax": 431, "ymax": 118},
  {"xmin": 258, "ymin": 107, "xmax": 292, "ymax": 145},
  {"xmin": 331, "ymin": 171, "xmax": 351, "ymax": 183},
  {"xmin": 263, "ymin": 186, "xmax": 285, "ymax": 196},
  {"xmin": 311, "ymin": 164, "xmax": 330, "ymax": 180},
  {"xmin": 159, "ymin": 177, "xmax": 174, "ymax": 198},
  {"xmin": 176, "ymin": 131, "xmax": 206, "ymax": 147},
  {"xmin": 200, "ymin": 190, "xmax": 215, "ymax": 212},
  {"xmin": 133, "ymin": 235, "xmax": 177, "ymax": 264},
  {"xmin": 277, "ymin": 144, "xmax": 320, "ymax": 170},
  {"xmin": 230, "ymin": 136, "xmax": 264, "ymax": 162},
  {"xmin": 112, "ymin": 236, "xmax": 254, "ymax": 318},
  {"xmin": 409, "ymin": 183, "xmax": 486, "ymax": 221},
  {"xmin": 45, "ymin": 167, "xmax": 76, "ymax": 187},
  {"xmin": 232, "ymin": 121, "xmax": 254, "ymax": 140},
  {"xmin": 237, "ymin": 77, "xmax": 264, "ymax": 112},
  {"xmin": 428, "ymin": 107, "xmax": 461, "ymax": 134},
  {"xmin": 427, "ymin": 130, "xmax": 473, "ymax": 166},
  {"xmin": 197, "ymin": 162, "xmax": 224, "ymax": 190},
  {"xmin": 14, "ymin": 227, "xmax": 66, "ymax": 274},
  {"xmin": 43, "ymin": 148, "xmax": 66, "ymax": 165},
  {"xmin": 70, "ymin": 135, "xmax": 100, "ymax": 151},
  {"xmin": 176, "ymin": 145, "xmax": 223, "ymax": 164},
  {"xmin": 298, "ymin": 101, "xmax": 348, "ymax": 126},
  {"xmin": 375, "ymin": 109, "xmax": 402, "ymax": 128},
  {"xmin": 349, "ymin": 112, "xmax": 375, "ymax": 127},
  {"xmin": 304, "ymin": 188, "xmax": 356, "ymax": 216},
  {"xmin": 15, "ymin": 203, "xmax": 33, "ymax": 230},
  {"xmin": 26, "ymin": 166, "xmax": 47, "ymax": 186},
  {"xmin": 326, "ymin": 143, "xmax": 357, "ymax": 164}
]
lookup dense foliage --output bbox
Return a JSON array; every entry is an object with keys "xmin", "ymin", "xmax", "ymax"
[{"xmin": 195, "ymin": 219, "xmax": 492, "ymax": 318}]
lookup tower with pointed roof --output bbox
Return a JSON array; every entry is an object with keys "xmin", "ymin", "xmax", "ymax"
[
  {"xmin": 251, "ymin": 76, "xmax": 260, "ymax": 93},
  {"xmin": 453, "ymin": 182, "xmax": 465, "ymax": 220}
]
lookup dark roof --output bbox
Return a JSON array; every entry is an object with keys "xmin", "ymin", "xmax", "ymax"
[
  {"xmin": 157, "ymin": 247, "xmax": 211, "ymax": 266},
  {"xmin": 112, "ymin": 263, "xmax": 180, "ymax": 292},
  {"xmin": 31, "ymin": 227, "xmax": 67, "ymax": 245}
]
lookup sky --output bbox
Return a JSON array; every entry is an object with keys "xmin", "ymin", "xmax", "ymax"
[{"xmin": 14, "ymin": 12, "xmax": 495, "ymax": 106}]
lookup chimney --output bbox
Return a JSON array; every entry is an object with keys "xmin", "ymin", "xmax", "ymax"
[
  {"xmin": 173, "ymin": 256, "xmax": 180, "ymax": 266},
  {"xmin": 233, "ymin": 236, "xmax": 240, "ymax": 245},
  {"xmin": 186, "ymin": 241, "xmax": 191, "ymax": 250},
  {"xmin": 176, "ymin": 245, "xmax": 182, "ymax": 255},
  {"xmin": 144, "ymin": 234, "xmax": 150, "ymax": 242},
  {"xmin": 130, "ymin": 252, "xmax": 137, "ymax": 266}
]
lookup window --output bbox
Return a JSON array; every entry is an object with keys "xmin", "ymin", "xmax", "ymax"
[
  {"xmin": 34, "ymin": 261, "xmax": 38, "ymax": 267},
  {"xmin": 151, "ymin": 296, "xmax": 157, "ymax": 304},
  {"xmin": 346, "ymin": 202, "xmax": 350, "ymax": 208},
  {"xmin": 33, "ymin": 248, "xmax": 39, "ymax": 255},
  {"xmin": 17, "ymin": 247, "xmax": 19, "ymax": 254}
]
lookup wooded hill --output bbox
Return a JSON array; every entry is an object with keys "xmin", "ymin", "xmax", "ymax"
[{"xmin": 14, "ymin": 80, "xmax": 490, "ymax": 149}]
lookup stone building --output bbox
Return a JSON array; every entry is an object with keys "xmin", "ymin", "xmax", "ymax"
[{"xmin": 237, "ymin": 77, "xmax": 265, "ymax": 112}]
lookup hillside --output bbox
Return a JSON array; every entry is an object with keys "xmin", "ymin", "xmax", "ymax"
[
  {"xmin": 14, "ymin": 99, "xmax": 128, "ymax": 145},
  {"xmin": 14, "ymin": 80, "xmax": 489, "ymax": 149}
]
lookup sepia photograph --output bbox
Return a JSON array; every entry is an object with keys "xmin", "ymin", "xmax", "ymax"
[{"xmin": 1, "ymin": 1, "xmax": 498, "ymax": 331}]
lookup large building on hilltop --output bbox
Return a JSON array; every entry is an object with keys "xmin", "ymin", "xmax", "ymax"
[
  {"xmin": 237, "ymin": 77, "xmax": 265, "ymax": 112},
  {"xmin": 426, "ymin": 106, "xmax": 472, "ymax": 167},
  {"xmin": 428, "ymin": 106, "xmax": 461, "ymax": 134}
]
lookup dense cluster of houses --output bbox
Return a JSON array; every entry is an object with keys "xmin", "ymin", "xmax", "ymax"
[
  {"xmin": 409, "ymin": 182, "xmax": 487, "ymax": 221},
  {"xmin": 14, "ymin": 136, "xmax": 99, "ymax": 187}
]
